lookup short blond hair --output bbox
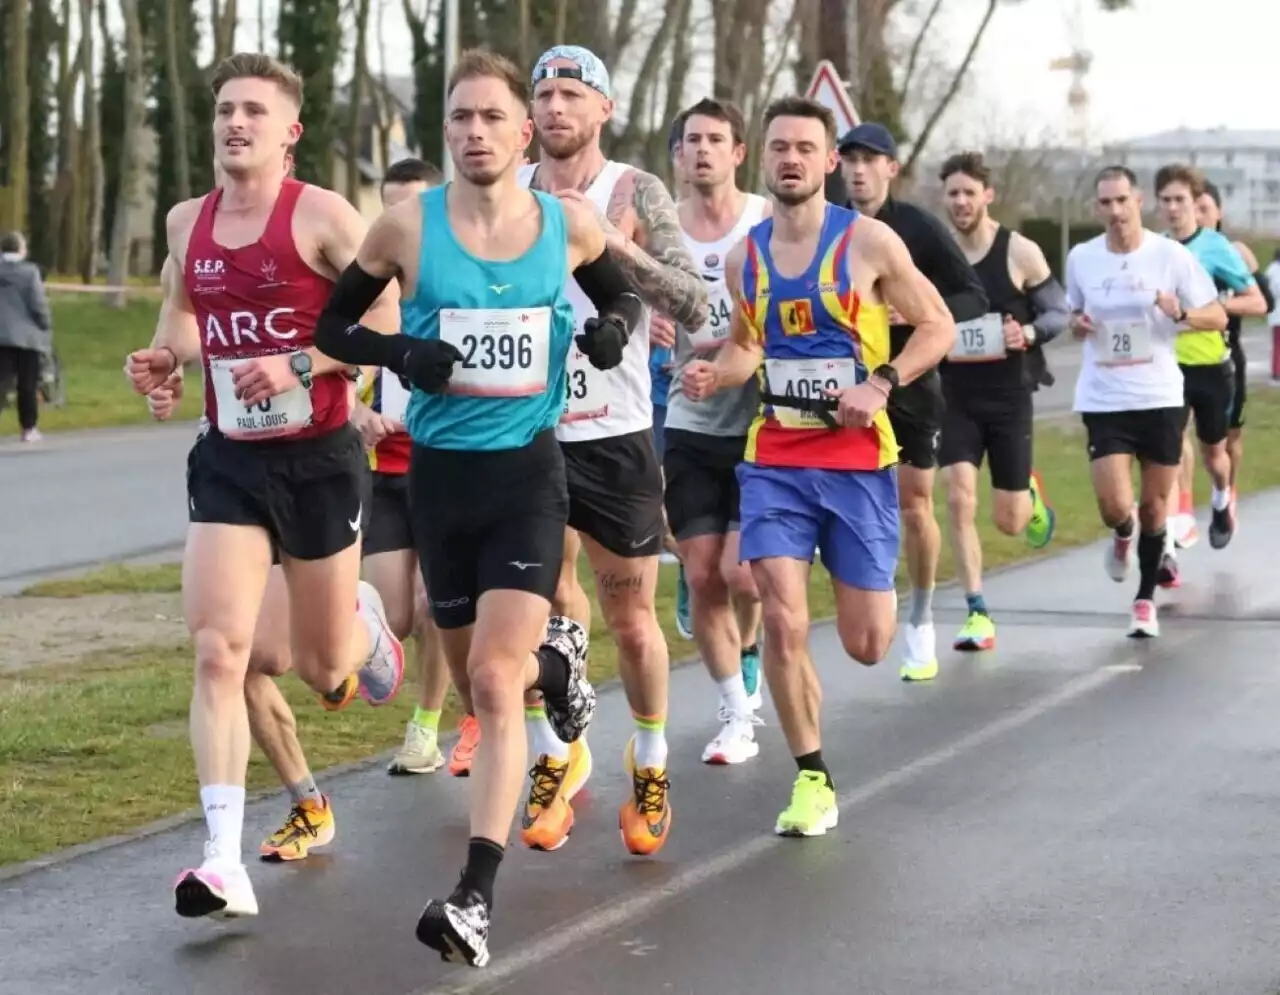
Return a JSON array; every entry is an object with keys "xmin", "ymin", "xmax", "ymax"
[
  {"xmin": 211, "ymin": 53, "xmax": 304, "ymax": 109},
  {"xmin": 447, "ymin": 48, "xmax": 527, "ymax": 105}
]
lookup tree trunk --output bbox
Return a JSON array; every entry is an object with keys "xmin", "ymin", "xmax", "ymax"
[
  {"xmin": 279, "ymin": 0, "xmax": 345, "ymax": 187},
  {"xmin": 25, "ymin": 0, "xmax": 59, "ymax": 270},
  {"xmin": 612, "ymin": 1, "xmax": 678, "ymax": 161},
  {"xmin": 52, "ymin": 0, "xmax": 82, "ymax": 274},
  {"xmin": 5, "ymin": 0, "xmax": 31, "ymax": 232},
  {"xmin": 163, "ymin": 0, "xmax": 191, "ymax": 200},
  {"xmin": 107, "ymin": 0, "xmax": 144, "ymax": 306},
  {"xmin": 345, "ymin": 0, "xmax": 370, "ymax": 204},
  {"xmin": 372, "ymin": 0, "xmax": 392, "ymax": 172},
  {"xmin": 210, "ymin": 0, "xmax": 237, "ymax": 61},
  {"xmin": 77, "ymin": 0, "xmax": 103, "ymax": 282},
  {"xmin": 258, "ymin": 0, "xmax": 266, "ymax": 50}
]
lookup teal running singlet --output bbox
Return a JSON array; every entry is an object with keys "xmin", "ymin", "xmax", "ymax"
[{"xmin": 403, "ymin": 184, "xmax": 577, "ymax": 451}]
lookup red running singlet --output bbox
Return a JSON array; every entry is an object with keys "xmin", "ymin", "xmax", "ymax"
[{"xmin": 185, "ymin": 177, "xmax": 348, "ymax": 441}]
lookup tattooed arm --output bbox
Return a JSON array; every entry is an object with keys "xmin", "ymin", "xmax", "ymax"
[{"xmin": 603, "ymin": 169, "xmax": 709, "ymax": 329}]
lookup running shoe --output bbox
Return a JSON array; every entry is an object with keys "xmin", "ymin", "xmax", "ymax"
[
  {"xmin": 1025, "ymin": 470, "xmax": 1056, "ymax": 549},
  {"xmin": 619, "ymin": 736, "xmax": 672, "ymax": 856},
  {"xmin": 541, "ymin": 616, "xmax": 595, "ymax": 743},
  {"xmin": 675, "ymin": 563, "xmax": 693, "ymax": 640},
  {"xmin": 449, "ymin": 714, "xmax": 481, "ymax": 777},
  {"xmin": 775, "ymin": 770, "xmax": 838, "ymax": 837},
  {"xmin": 1105, "ymin": 526, "xmax": 1136, "ymax": 582},
  {"xmin": 953, "ymin": 611, "xmax": 995, "ymax": 651},
  {"xmin": 899, "ymin": 622, "xmax": 938, "ymax": 681},
  {"xmin": 1157, "ymin": 551, "xmax": 1181, "ymax": 589},
  {"xmin": 1127, "ymin": 599, "xmax": 1159, "ymax": 638},
  {"xmin": 355, "ymin": 581, "xmax": 406, "ymax": 705},
  {"xmin": 416, "ymin": 887, "xmax": 490, "ymax": 968},
  {"xmin": 174, "ymin": 843, "xmax": 258, "ymax": 919},
  {"xmin": 701, "ymin": 707, "xmax": 763, "ymax": 765},
  {"xmin": 389, "ymin": 721, "xmax": 446, "ymax": 775},
  {"xmin": 519, "ymin": 739, "xmax": 592, "ymax": 851},
  {"xmin": 259, "ymin": 796, "xmax": 335, "ymax": 862},
  {"xmin": 1209, "ymin": 501, "xmax": 1236, "ymax": 549},
  {"xmin": 741, "ymin": 641, "xmax": 763, "ymax": 708}
]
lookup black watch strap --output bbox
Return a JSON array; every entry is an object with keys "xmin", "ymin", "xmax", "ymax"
[{"xmin": 871, "ymin": 364, "xmax": 899, "ymax": 390}]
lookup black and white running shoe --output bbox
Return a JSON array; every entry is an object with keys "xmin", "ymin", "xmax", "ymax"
[
  {"xmin": 416, "ymin": 888, "xmax": 491, "ymax": 968},
  {"xmin": 540, "ymin": 615, "xmax": 595, "ymax": 744}
]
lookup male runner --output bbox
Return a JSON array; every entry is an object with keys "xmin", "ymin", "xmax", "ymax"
[
  {"xmin": 1194, "ymin": 181, "xmax": 1274, "ymax": 508},
  {"xmin": 1066, "ymin": 166, "xmax": 1226, "ymax": 638},
  {"xmin": 517, "ymin": 45, "xmax": 708, "ymax": 857},
  {"xmin": 313, "ymin": 48, "xmax": 644, "ymax": 967},
  {"xmin": 837, "ymin": 121, "xmax": 988, "ymax": 681},
  {"xmin": 938, "ymin": 151, "xmax": 1065, "ymax": 652},
  {"xmin": 665, "ymin": 97, "xmax": 768, "ymax": 763},
  {"xmin": 124, "ymin": 53, "xmax": 406, "ymax": 919},
  {"xmin": 684, "ymin": 96, "xmax": 955, "ymax": 835},
  {"xmin": 1154, "ymin": 164, "xmax": 1265, "ymax": 554}
]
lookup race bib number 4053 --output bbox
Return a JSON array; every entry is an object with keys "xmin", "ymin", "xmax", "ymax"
[
  {"xmin": 1096, "ymin": 308, "xmax": 1154, "ymax": 367},
  {"xmin": 438, "ymin": 307, "xmax": 551, "ymax": 397},
  {"xmin": 687, "ymin": 284, "xmax": 734, "ymax": 353},
  {"xmin": 209, "ymin": 357, "xmax": 312, "ymax": 440},
  {"xmin": 947, "ymin": 312, "xmax": 1006, "ymax": 362},
  {"xmin": 764, "ymin": 356, "xmax": 859, "ymax": 429}
]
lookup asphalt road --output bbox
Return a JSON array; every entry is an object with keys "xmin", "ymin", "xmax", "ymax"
[
  {"xmin": 2, "ymin": 327, "xmax": 1272, "ymax": 594},
  {"xmin": 3, "ymin": 491, "xmax": 1280, "ymax": 995}
]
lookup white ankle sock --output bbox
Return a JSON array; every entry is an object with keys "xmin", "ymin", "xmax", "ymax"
[
  {"xmin": 1211, "ymin": 487, "xmax": 1230, "ymax": 511},
  {"xmin": 200, "ymin": 784, "xmax": 245, "ymax": 865},
  {"xmin": 716, "ymin": 673, "xmax": 751, "ymax": 716},
  {"xmin": 633, "ymin": 725, "xmax": 668, "ymax": 770},
  {"xmin": 526, "ymin": 706, "xmax": 569, "ymax": 762}
]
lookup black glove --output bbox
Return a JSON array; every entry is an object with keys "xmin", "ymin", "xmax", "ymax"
[
  {"xmin": 575, "ymin": 316, "xmax": 627, "ymax": 371},
  {"xmin": 401, "ymin": 339, "xmax": 463, "ymax": 393}
]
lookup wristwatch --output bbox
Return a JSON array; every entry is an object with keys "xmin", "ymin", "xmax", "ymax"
[
  {"xmin": 870, "ymin": 364, "xmax": 899, "ymax": 391},
  {"xmin": 289, "ymin": 351, "xmax": 314, "ymax": 390}
]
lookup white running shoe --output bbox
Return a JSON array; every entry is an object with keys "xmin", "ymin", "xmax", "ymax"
[
  {"xmin": 1127, "ymin": 599, "xmax": 1158, "ymax": 638},
  {"xmin": 356, "ymin": 580, "xmax": 406, "ymax": 705},
  {"xmin": 702, "ymin": 707, "xmax": 763, "ymax": 765},
  {"xmin": 174, "ymin": 843, "xmax": 259, "ymax": 919},
  {"xmin": 899, "ymin": 622, "xmax": 938, "ymax": 681},
  {"xmin": 1105, "ymin": 530, "xmax": 1136, "ymax": 582},
  {"xmin": 388, "ymin": 721, "xmax": 446, "ymax": 775}
]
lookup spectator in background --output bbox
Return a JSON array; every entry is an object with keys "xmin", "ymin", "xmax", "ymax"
[
  {"xmin": 0, "ymin": 232, "xmax": 52, "ymax": 443},
  {"xmin": 1268, "ymin": 249, "xmax": 1280, "ymax": 382}
]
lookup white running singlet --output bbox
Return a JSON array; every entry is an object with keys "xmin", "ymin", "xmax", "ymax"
[{"xmin": 518, "ymin": 160, "xmax": 654, "ymax": 442}]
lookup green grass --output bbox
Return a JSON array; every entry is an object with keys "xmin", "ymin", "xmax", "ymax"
[
  {"xmin": 6, "ymin": 390, "xmax": 1280, "ymax": 866},
  {"xmin": 1, "ymin": 293, "xmax": 203, "ymax": 438},
  {"xmin": 22, "ymin": 563, "xmax": 184, "ymax": 598}
]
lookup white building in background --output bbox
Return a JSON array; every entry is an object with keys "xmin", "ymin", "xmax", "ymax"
[{"xmin": 1103, "ymin": 128, "xmax": 1280, "ymax": 234}]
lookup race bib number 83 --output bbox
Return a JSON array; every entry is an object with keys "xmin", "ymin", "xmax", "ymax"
[
  {"xmin": 764, "ymin": 356, "xmax": 859, "ymax": 429},
  {"xmin": 209, "ymin": 357, "xmax": 312, "ymax": 440}
]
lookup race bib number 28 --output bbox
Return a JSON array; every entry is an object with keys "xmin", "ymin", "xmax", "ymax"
[
  {"xmin": 209, "ymin": 357, "xmax": 313, "ymax": 440},
  {"xmin": 1097, "ymin": 310, "xmax": 1154, "ymax": 366},
  {"xmin": 764, "ymin": 356, "xmax": 859, "ymax": 429}
]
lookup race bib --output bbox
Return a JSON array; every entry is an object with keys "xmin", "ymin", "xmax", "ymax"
[
  {"xmin": 764, "ymin": 356, "xmax": 859, "ymax": 429},
  {"xmin": 1097, "ymin": 311, "xmax": 1154, "ymax": 366},
  {"xmin": 561, "ymin": 336, "xmax": 610, "ymax": 423},
  {"xmin": 438, "ymin": 307, "xmax": 551, "ymax": 397},
  {"xmin": 378, "ymin": 369, "xmax": 410, "ymax": 423},
  {"xmin": 208, "ymin": 357, "xmax": 313, "ymax": 440},
  {"xmin": 687, "ymin": 283, "xmax": 734, "ymax": 353},
  {"xmin": 948, "ymin": 312, "xmax": 1007, "ymax": 362}
]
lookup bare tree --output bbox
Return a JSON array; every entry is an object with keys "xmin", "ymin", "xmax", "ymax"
[
  {"xmin": 163, "ymin": 0, "xmax": 191, "ymax": 201},
  {"xmin": 4, "ymin": 0, "xmax": 31, "ymax": 232},
  {"xmin": 345, "ymin": 0, "xmax": 372, "ymax": 204},
  {"xmin": 210, "ymin": 0, "xmax": 238, "ymax": 62},
  {"xmin": 77, "ymin": 0, "xmax": 103, "ymax": 282},
  {"xmin": 107, "ymin": 0, "xmax": 145, "ymax": 305},
  {"xmin": 51, "ymin": 0, "xmax": 83, "ymax": 274}
]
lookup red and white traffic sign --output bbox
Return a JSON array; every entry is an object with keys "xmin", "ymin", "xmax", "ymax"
[{"xmin": 804, "ymin": 60, "xmax": 859, "ymax": 135}]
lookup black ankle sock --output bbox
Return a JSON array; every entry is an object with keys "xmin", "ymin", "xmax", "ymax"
[
  {"xmin": 742, "ymin": 642, "xmax": 760, "ymax": 656},
  {"xmin": 1136, "ymin": 529, "xmax": 1164, "ymax": 601},
  {"xmin": 796, "ymin": 750, "xmax": 834, "ymax": 790},
  {"xmin": 458, "ymin": 837, "xmax": 504, "ymax": 908},
  {"xmin": 1114, "ymin": 516, "xmax": 1135, "ymax": 539},
  {"xmin": 535, "ymin": 644, "xmax": 570, "ymax": 701}
]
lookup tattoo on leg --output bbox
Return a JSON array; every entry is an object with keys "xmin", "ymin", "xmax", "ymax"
[{"xmin": 598, "ymin": 571, "xmax": 644, "ymax": 599}]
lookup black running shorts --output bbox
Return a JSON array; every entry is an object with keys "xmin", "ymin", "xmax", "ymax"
[
  {"xmin": 938, "ymin": 384, "xmax": 1033, "ymax": 492},
  {"xmin": 662, "ymin": 429, "xmax": 746, "ymax": 541},
  {"xmin": 1228, "ymin": 341, "xmax": 1247, "ymax": 430},
  {"xmin": 409, "ymin": 429, "xmax": 567, "ymax": 630},
  {"xmin": 187, "ymin": 424, "xmax": 371, "ymax": 562},
  {"xmin": 1081, "ymin": 407, "xmax": 1183, "ymax": 467},
  {"xmin": 364, "ymin": 471, "xmax": 415, "ymax": 557},
  {"xmin": 887, "ymin": 369, "xmax": 944, "ymax": 470},
  {"xmin": 562, "ymin": 428, "xmax": 665, "ymax": 558},
  {"xmin": 1179, "ymin": 363, "xmax": 1233, "ymax": 446}
]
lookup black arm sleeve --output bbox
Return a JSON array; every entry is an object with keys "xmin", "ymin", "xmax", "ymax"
[
  {"xmin": 1026, "ymin": 276, "xmax": 1070, "ymax": 344},
  {"xmin": 915, "ymin": 209, "xmax": 989, "ymax": 323},
  {"xmin": 1254, "ymin": 269, "xmax": 1276, "ymax": 314},
  {"xmin": 314, "ymin": 261, "xmax": 416, "ymax": 374},
  {"xmin": 572, "ymin": 247, "xmax": 644, "ymax": 337}
]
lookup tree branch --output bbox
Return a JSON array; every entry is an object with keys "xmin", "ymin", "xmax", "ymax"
[{"xmin": 900, "ymin": 0, "xmax": 946, "ymax": 99}]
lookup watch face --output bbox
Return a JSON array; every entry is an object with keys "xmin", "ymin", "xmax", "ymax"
[{"xmin": 291, "ymin": 352, "xmax": 313, "ymax": 374}]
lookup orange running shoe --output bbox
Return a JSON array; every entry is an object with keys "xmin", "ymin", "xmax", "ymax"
[
  {"xmin": 519, "ymin": 739, "xmax": 593, "ymax": 851},
  {"xmin": 319, "ymin": 673, "xmax": 358, "ymax": 712},
  {"xmin": 619, "ymin": 736, "xmax": 671, "ymax": 856},
  {"xmin": 259, "ymin": 796, "xmax": 335, "ymax": 862},
  {"xmin": 448, "ymin": 714, "xmax": 481, "ymax": 777}
]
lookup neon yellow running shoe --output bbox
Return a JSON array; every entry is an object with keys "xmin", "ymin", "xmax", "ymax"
[
  {"xmin": 1026, "ymin": 470, "xmax": 1056, "ymax": 550},
  {"xmin": 774, "ymin": 770, "xmax": 838, "ymax": 837},
  {"xmin": 953, "ymin": 610, "xmax": 996, "ymax": 651}
]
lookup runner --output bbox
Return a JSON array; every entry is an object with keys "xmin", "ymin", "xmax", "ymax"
[
  {"xmin": 938, "ymin": 151, "xmax": 1065, "ymax": 652},
  {"xmin": 665, "ymin": 97, "xmax": 768, "ymax": 763},
  {"xmin": 123, "ymin": 53, "xmax": 406, "ymax": 919},
  {"xmin": 1194, "ymin": 181, "xmax": 1275, "ymax": 507},
  {"xmin": 312, "ymin": 48, "xmax": 642, "ymax": 967},
  {"xmin": 1066, "ymin": 165, "xmax": 1226, "ymax": 637},
  {"xmin": 1154, "ymin": 164, "xmax": 1265, "ymax": 555},
  {"xmin": 683, "ymin": 96, "xmax": 955, "ymax": 835},
  {"xmin": 517, "ymin": 45, "xmax": 708, "ymax": 857},
  {"xmin": 837, "ymin": 121, "xmax": 988, "ymax": 682}
]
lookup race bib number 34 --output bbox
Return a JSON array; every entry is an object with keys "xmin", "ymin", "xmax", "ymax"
[
  {"xmin": 948, "ymin": 312, "xmax": 1006, "ymax": 362},
  {"xmin": 438, "ymin": 307, "xmax": 551, "ymax": 397},
  {"xmin": 209, "ymin": 357, "xmax": 312, "ymax": 439},
  {"xmin": 764, "ymin": 356, "xmax": 859, "ymax": 429},
  {"xmin": 687, "ymin": 284, "xmax": 734, "ymax": 353},
  {"xmin": 1097, "ymin": 309, "xmax": 1154, "ymax": 367}
]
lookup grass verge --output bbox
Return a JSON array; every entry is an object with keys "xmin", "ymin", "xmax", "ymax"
[{"xmin": 5, "ymin": 389, "xmax": 1280, "ymax": 866}]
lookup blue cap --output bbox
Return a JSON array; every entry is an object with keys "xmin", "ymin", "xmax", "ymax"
[
  {"xmin": 838, "ymin": 122, "xmax": 898, "ymax": 160},
  {"xmin": 531, "ymin": 45, "xmax": 612, "ymax": 100}
]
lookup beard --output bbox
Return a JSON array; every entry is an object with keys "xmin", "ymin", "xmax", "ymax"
[
  {"xmin": 766, "ymin": 175, "xmax": 823, "ymax": 207},
  {"xmin": 538, "ymin": 126, "xmax": 596, "ymax": 160},
  {"xmin": 953, "ymin": 211, "xmax": 984, "ymax": 234},
  {"xmin": 454, "ymin": 151, "xmax": 509, "ymax": 187}
]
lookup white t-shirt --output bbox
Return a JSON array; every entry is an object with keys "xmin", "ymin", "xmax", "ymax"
[
  {"xmin": 1265, "ymin": 260, "xmax": 1280, "ymax": 327},
  {"xmin": 1067, "ymin": 230, "xmax": 1218, "ymax": 413}
]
